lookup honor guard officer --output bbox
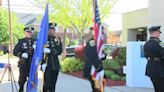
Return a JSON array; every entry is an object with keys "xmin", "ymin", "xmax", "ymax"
[
  {"xmin": 84, "ymin": 27, "xmax": 106, "ymax": 92},
  {"xmin": 41, "ymin": 22, "xmax": 63, "ymax": 92},
  {"xmin": 144, "ymin": 26, "xmax": 164, "ymax": 92},
  {"xmin": 13, "ymin": 26, "xmax": 35, "ymax": 92}
]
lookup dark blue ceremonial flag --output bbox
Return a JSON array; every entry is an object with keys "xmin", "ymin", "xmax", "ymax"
[{"xmin": 27, "ymin": 4, "xmax": 49, "ymax": 92}]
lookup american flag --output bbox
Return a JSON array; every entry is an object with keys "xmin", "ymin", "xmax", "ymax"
[
  {"xmin": 90, "ymin": 1, "xmax": 105, "ymax": 91},
  {"xmin": 91, "ymin": 0, "xmax": 105, "ymax": 80},
  {"xmin": 93, "ymin": 0, "xmax": 104, "ymax": 59}
]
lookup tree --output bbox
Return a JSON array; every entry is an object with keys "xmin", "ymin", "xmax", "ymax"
[
  {"xmin": 35, "ymin": 0, "xmax": 117, "ymax": 36},
  {"xmin": 34, "ymin": 0, "xmax": 117, "ymax": 51},
  {"xmin": 0, "ymin": 8, "xmax": 24, "ymax": 44}
]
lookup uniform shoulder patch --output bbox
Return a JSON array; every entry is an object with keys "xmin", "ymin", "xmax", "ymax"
[
  {"xmin": 89, "ymin": 40, "xmax": 95, "ymax": 47},
  {"xmin": 159, "ymin": 42, "xmax": 164, "ymax": 48}
]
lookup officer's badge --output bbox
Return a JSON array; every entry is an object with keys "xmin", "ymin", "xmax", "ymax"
[
  {"xmin": 159, "ymin": 42, "xmax": 164, "ymax": 48},
  {"xmin": 46, "ymin": 41, "xmax": 49, "ymax": 47},
  {"xmin": 89, "ymin": 40, "xmax": 95, "ymax": 47},
  {"xmin": 29, "ymin": 42, "xmax": 31, "ymax": 45},
  {"xmin": 54, "ymin": 38, "xmax": 58, "ymax": 42},
  {"xmin": 23, "ymin": 43, "xmax": 27, "ymax": 49},
  {"xmin": 55, "ymin": 37, "xmax": 60, "ymax": 45},
  {"xmin": 51, "ymin": 41, "xmax": 54, "ymax": 44}
]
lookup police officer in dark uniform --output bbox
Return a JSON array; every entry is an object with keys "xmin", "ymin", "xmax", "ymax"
[
  {"xmin": 84, "ymin": 27, "xmax": 106, "ymax": 92},
  {"xmin": 42, "ymin": 22, "xmax": 63, "ymax": 92},
  {"xmin": 143, "ymin": 26, "xmax": 164, "ymax": 92},
  {"xmin": 13, "ymin": 26, "xmax": 35, "ymax": 92}
]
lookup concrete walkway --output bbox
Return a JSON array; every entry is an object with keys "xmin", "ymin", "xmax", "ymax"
[
  {"xmin": 109, "ymin": 86, "xmax": 153, "ymax": 92},
  {"xmin": 0, "ymin": 57, "xmax": 154, "ymax": 92},
  {"xmin": 0, "ymin": 72, "xmax": 154, "ymax": 92}
]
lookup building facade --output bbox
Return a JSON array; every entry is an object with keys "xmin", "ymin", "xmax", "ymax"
[
  {"xmin": 107, "ymin": 31, "xmax": 121, "ymax": 46},
  {"xmin": 121, "ymin": 8, "xmax": 149, "ymax": 46},
  {"xmin": 125, "ymin": 0, "xmax": 164, "ymax": 88},
  {"xmin": 149, "ymin": 0, "xmax": 164, "ymax": 41}
]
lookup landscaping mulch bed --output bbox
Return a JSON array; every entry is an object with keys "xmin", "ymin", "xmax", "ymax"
[{"xmin": 65, "ymin": 71, "xmax": 125, "ymax": 87}]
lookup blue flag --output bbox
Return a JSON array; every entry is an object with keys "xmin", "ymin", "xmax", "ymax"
[
  {"xmin": 27, "ymin": 4, "xmax": 49, "ymax": 92},
  {"xmin": 0, "ymin": 63, "xmax": 5, "ymax": 68}
]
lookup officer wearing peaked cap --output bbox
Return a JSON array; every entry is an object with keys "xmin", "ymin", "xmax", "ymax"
[
  {"xmin": 49, "ymin": 22, "xmax": 57, "ymax": 28},
  {"xmin": 13, "ymin": 26, "xmax": 35, "ymax": 92},
  {"xmin": 41, "ymin": 22, "xmax": 63, "ymax": 92},
  {"xmin": 84, "ymin": 27, "xmax": 106, "ymax": 92},
  {"xmin": 24, "ymin": 26, "xmax": 35, "ymax": 32},
  {"xmin": 144, "ymin": 26, "xmax": 164, "ymax": 92}
]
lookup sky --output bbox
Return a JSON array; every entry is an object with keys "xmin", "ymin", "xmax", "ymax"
[
  {"xmin": 104, "ymin": 0, "xmax": 148, "ymax": 31},
  {"xmin": 2, "ymin": 0, "xmax": 44, "ymax": 14}
]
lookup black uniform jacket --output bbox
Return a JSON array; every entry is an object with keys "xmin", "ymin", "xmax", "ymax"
[
  {"xmin": 83, "ymin": 39, "xmax": 102, "ymax": 78},
  {"xmin": 144, "ymin": 37, "xmax": 164, "ymax": 78},
  {"xmin": 46, "ymin": 35, "xmax": 63, "ymax": 71},
  {"xmin": 13, "ymin": 37, "xmax": 35, "ymax": 69}
]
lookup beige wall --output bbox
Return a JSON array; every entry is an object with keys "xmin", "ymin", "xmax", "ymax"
[
  {"xmin": 121, "ymin": 8, "xmax": 149, "ymax": 46},
  {"xmin": 149, "ymin": 0, "xmax": 164, "ymax": 41}
]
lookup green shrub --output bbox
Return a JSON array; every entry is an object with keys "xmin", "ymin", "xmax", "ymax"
[
  {"xmin": 121, "ymin": 76, "xmax": 126, "ymax": 81},
  {"xmin": 102, "ymin": 47, "xmax": 126, "ymax": 81},
  {"xmin": 61, "ymin": 57, "xmax": 84, "ymax": 73},
  {"xmin": 103, "ymin": 60, "xmax": 121, "ymax": 70},
  {"xmin": 114, "ymin": 47, "xmax": 126, "ymax": 66},
  {"xmin": 111, "ymin": 74, "xmax": 121, "ymax": 81},
  {"xmin": 104, "ymin": 70, "xmax": 115, "ymax": 78},
  {"xmin": 103, "ymin": 60, "xmax": 111, "ymax": 69},
  {"xmin": 109, "ymin": 61, "xmax": 121, "ymax": 69}
]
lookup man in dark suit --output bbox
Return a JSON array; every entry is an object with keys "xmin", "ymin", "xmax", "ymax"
[
  {"xmin": 13, "ymin": 26, "xmax": 35, "ymax": 92},
  {"xmin": 144, "ymin": 26, "xmax": 164, "ymax": 92},
  {"xmin": 41, "ymin": 22, "xmax": 63, "ymax": 92}
]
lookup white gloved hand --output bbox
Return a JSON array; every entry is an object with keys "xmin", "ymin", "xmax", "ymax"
[
  {"xmin": 22, "ymin": 53, "xmax": 28, "ymax": 58},
  {"xmin": 102, "ymin": 54, "xmax": 105, "ymax": 58},
  {"xmin": 32, "ymin": 44, "xmax": 36, "ymax": 49},
  {"xmin": 43, "ymin": 48, "xmax": 51, "ymax": 53},
  {"xmin": 41, "ymin": 63, "xmax": 46, "ymax": 72}
]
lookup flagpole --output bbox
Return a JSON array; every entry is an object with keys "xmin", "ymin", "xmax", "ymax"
[
  {"xmin": 8, "ymin": 0, "xmax": 12, "ymax": 58},
  {"xmin": 7, "ymin": 0, "xmax": 12, "ymax": 81},
  {"xmin": 92, "ymin": 0, "xmax": 97, "ymax": 41},
  {"xmin": 92, "ymin": 0, "xmax": 95, "ymax": 16}
]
